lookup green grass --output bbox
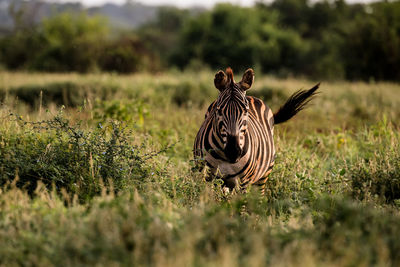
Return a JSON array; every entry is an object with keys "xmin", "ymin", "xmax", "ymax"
[{"xmin": 0, "ymin": 71, "xmax": 400, "ymax": 266}]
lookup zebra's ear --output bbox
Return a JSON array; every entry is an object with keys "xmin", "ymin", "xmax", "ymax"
[
  {"xmin": 214, "ymin": 70, "xmax": 227, "ymax": 91},
  {"xmin": 239, "ymin": 68, "xmax": 254, "ymax": 91}
]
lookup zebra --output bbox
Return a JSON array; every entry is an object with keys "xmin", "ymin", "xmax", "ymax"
[{"xmin": 193, "ymin": 67, "xmax": 319, "ymax": 193}]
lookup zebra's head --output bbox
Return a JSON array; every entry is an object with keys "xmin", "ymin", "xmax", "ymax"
[{"xmin": 213, "ymin": 67, "xmax": 254, "ymax": 163}]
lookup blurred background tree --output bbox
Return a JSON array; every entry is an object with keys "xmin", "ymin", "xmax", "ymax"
[
  {"xmin": 0, "ymin": 0, "xmax": 399, "ymax": 81},
  {"xmin": 35, "ymin": 13, "xmax": 108, "ymax": 72}
]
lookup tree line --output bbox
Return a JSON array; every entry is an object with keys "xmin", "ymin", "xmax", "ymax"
[{"xmin": 0, "ymin": 0, "xmax": 399, "ymax": 81}]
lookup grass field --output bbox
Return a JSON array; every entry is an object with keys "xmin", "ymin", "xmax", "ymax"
[{"xmin": 1, "ymin": 71, "xmax": 400, "ymax": 266}]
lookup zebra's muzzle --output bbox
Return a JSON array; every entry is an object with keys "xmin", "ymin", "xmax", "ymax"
[{"xmin": 224, "ymin": 135, "xmax": 242, "ymax": 163}]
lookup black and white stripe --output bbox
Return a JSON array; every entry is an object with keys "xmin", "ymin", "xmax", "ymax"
[{"xmin": 194, "ymin": 67, "xmax": 319, "ymax": 192}]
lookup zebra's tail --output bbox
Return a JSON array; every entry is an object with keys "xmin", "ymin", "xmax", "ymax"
[{"xmin": 273, "ymin": 83, "xmax": 320, "ymax": 125}]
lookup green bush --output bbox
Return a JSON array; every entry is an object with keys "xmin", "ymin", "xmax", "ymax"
[
  {"xmin": 93, "ymin": 99, "xmax": 150, "ymax": 127},
  {"xmin": 348, "ymin": 121, "xmax": 400, "ymax": 204},
  {"xmin": 172, "ymin": 4, "xmax": 263, "ymax": 72},
  {"xmin": 99, "ymin": 36, "xmax": 145, "ymax": 73},
  {"xmin": 0, "ymin": 12, "xmax": 108, "ymax": 72},
  {"xmin": 2, "ymin": 82, "xmax": 85, "ymax": 107},
  {"xmin": 258, "ymin": 24, "xmax": 311, "ymax": 75},
  {"xmin": 33, "ymin": 13, "xmax": 108, "ymax": 72},
  {"xmin": 0, "ymin": 30, "xmax": 45, "ymax": 70},
  {"xmin": 343, "ymin": 1, "xmax": 400, "ymax": 80},
  {"xmin": 0, "ymin": 114, "xmax": 157, "ymax": 202},
  {"xmin": 251, "ymin": 85, "xmax": 288, "ymax": 105},
  {"xmin": 170, "ymin": 81, "xmax": 215, "ymax": 108},
  {"xmin": 351, "ymin": 157, "xmax": 400, "ymax": 204},
  {"xmin": 1, "ymin": 82, "xmax": 120, "ymax": 108}
]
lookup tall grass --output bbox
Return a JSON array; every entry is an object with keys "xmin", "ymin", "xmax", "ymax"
[{"xmin": 0, "ymin": 70, "xmax": 399, "ymax": 266}]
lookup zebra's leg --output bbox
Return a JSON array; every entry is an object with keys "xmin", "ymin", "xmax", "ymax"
[
  {"xmin": 255, "ymin": 167, "xmax": 273, "ymax": 195},
  {"xmin": 223, "ymin": 177, "xmax": 240, "ymax": 194}
]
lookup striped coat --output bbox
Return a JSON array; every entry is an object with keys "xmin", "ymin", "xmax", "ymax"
[{"xmin": 194, "ymin": 68, "xmax": 319, "ymax": 191}]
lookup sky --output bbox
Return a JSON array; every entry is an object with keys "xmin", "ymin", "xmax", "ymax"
[{"xmin": 54, "ymin": 0, "xmax": 377, "ymax": 8}]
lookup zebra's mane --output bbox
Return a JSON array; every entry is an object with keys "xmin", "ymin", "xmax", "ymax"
[{"xmin": 215, "ymin": 84, "xmax": 248, "ymax": 110}]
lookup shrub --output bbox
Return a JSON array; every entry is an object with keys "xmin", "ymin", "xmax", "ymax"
[
  {"xmin": 250, "ymin": 85, "xmax": 288, "ymax": 105},
  {"xmin": 258, "ymin": 23, "xmax": 311, "ymax": 76},
  {"xmin": 172, "ymin": 81, "xmax": 214, "ymax": 108},
  {"xmin": 154, "ymin": 80, "xmax": 216, "ymax": 108},
  {"xmin": 0, "ymin": 82, "xmax": 120, "ymax": 108},
  {"xmin": 33, "ymin": 13, "xmax": 108, "ymax": 72},
  {"xmin": 350, "ymin": 157, "xmax": 400, "ymax": 204},
  {"xmin": 0, "ymin": 29, "xmax": 45, "ymax": 70},
  {"xmin": 173, "ymin": 4, "xmax": 263, "ymax": 72},
  {"xmin": 99, "ymin": 36, "xmax": 146, "ymax": 73},
  {"xmin": 93, "ymin": 99, "xmax": 150, "ymax": 127},
  {"xmin": 349, "ymin": 122, "xmax": 400, "ymax": 204},
  {"xmin": 0, "ymin": 113, "xmax": 158, "ymax": 202}
]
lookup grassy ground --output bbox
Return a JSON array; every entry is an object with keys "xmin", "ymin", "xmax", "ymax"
[{"xmin": 0, "ymin": 71, "xmax": 400, "ymax": 266}]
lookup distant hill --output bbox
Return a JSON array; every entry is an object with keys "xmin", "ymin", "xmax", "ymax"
[
  {"xmin": 0, "ymin": 0, "xmax": 160, "ymax": 34},
  {"xmin": 87, "ymin": 2, "xmax": 158, "ymax": 29}
]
